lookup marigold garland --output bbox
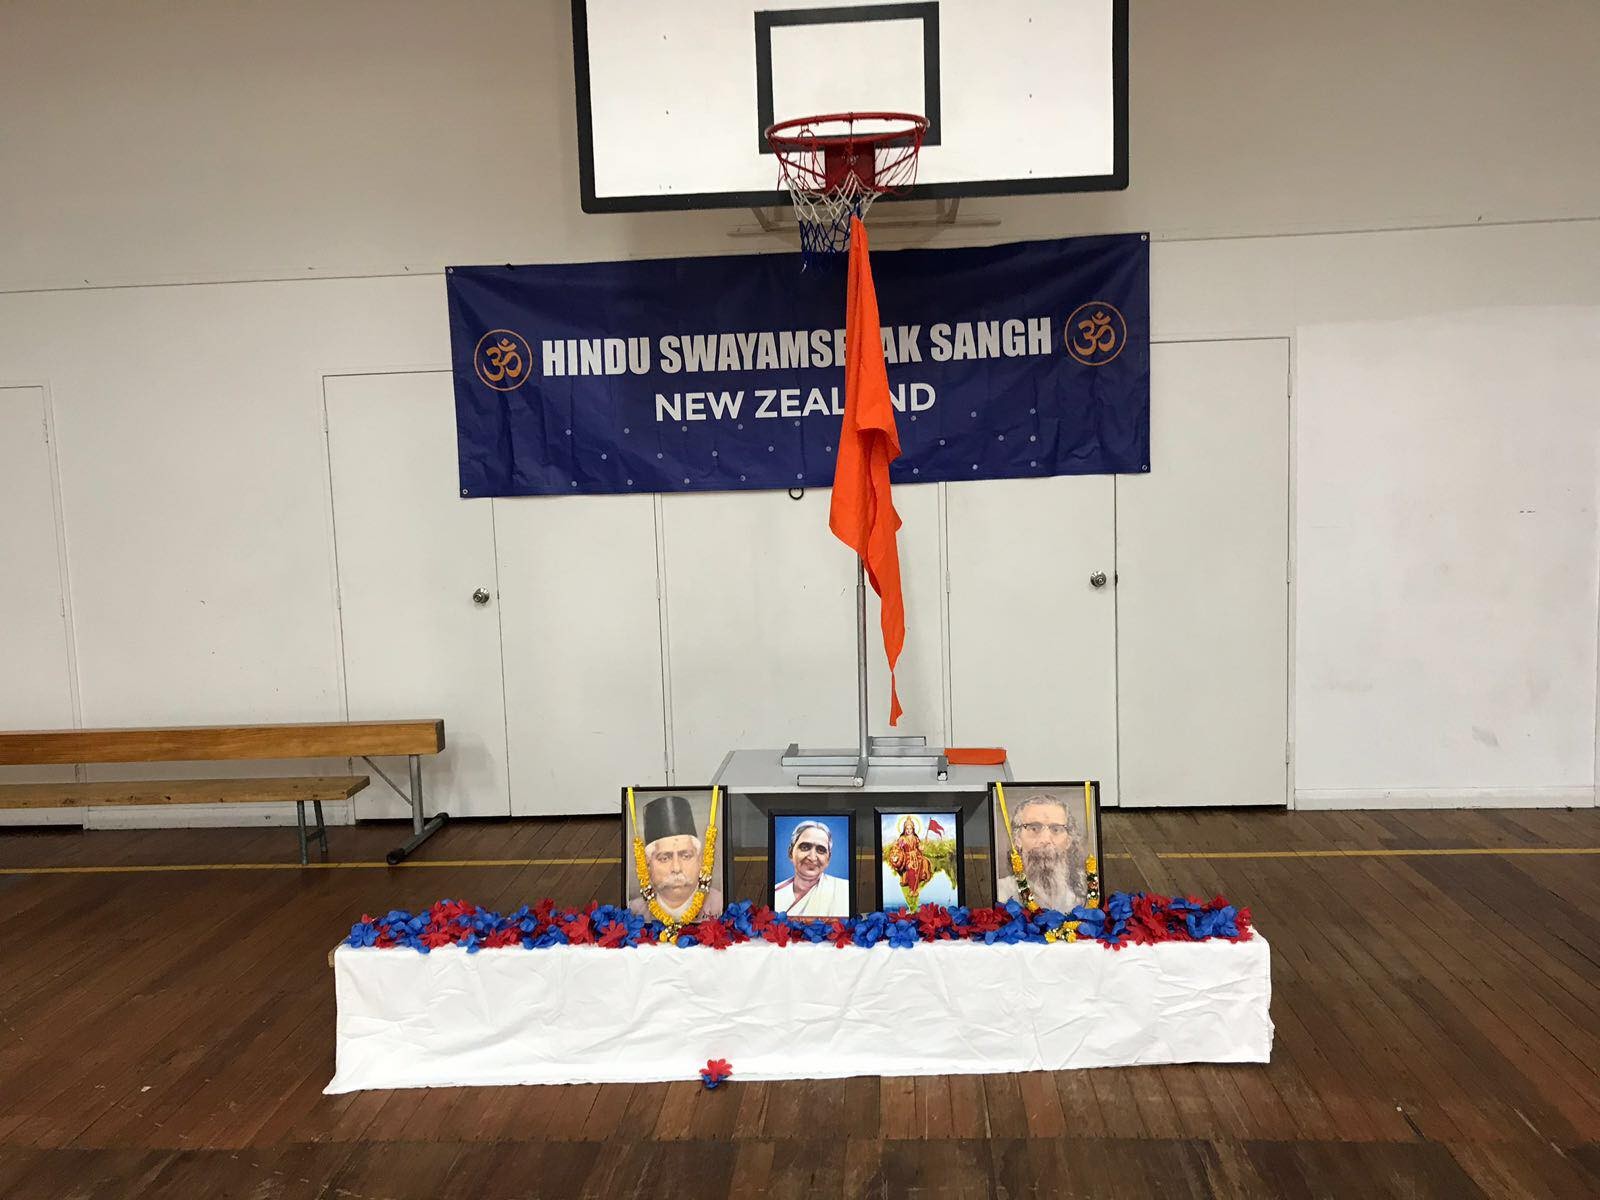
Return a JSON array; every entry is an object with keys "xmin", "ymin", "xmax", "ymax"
[{"xmin": 993, "ymin": 781, "xmax": 1036, "ymax": 908}]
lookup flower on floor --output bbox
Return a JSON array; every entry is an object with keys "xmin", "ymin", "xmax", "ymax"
[
  {"xmin": 700, "ymin": 1058, "xmax": 733, "ymax": 1089},
  {"xmin": 343, "ymin": 893, "xmax": 1253, "ymax": 954}
]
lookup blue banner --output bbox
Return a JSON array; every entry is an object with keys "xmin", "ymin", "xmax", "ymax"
[{"xmin": 448, "ymin": 233, "xmax": 1148, "ymax": 497}]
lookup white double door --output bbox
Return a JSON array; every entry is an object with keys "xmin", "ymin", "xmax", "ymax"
[
  {"xmin": 326, "ymin": 338, "xmax": 1288, "ymax": 815},
  {"xmin": 325, "ymin": 372, "xmax": 666, "ymax": 817},
  {"xmin": 946, "ymin": 337, "xmax": 1290, "ymax": 807}
]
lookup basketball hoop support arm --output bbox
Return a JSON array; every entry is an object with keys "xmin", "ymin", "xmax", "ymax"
[{"xmin": 736, "ymin": 198, "xmax": 998, "ymax": 239}]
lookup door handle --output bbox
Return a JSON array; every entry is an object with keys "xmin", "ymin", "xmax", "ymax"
[
  {"xmin": 1089, "ymin": 572, "xmax": 1107, "ymax": 589},
  {"xmin": 472, "ymin": 588, "xmax": 492, "ymax": 605}
]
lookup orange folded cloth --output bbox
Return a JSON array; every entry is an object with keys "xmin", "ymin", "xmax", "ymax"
[{"xmin": 946, "ymin": 747, "xmax": 1008, "ymax": 766}]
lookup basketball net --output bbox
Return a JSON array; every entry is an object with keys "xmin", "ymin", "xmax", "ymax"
[{"xmin": 767, "ymin": 112, "xmax": 928, "ymax": 263}]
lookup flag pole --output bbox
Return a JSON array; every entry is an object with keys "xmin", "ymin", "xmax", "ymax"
[
  {"xmin": 856, "ymin": 556, "xmax": 870, "ymax": 764},
  {"xmin": 781, "ymin": 216, "xmax": 948, "ymax": 787}
]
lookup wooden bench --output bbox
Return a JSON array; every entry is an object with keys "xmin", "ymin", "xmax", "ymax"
[{"xmin": 0, "ymin": 719, "xmax": 447, "ymax": 864}]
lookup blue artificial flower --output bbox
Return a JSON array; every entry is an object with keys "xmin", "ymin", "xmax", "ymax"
[
  {"xmin": 532, "ymin": 927, "xmax": 569, "ymax": 948},
  {"xmin": 724, "ymin": 901, "xmax": 758, "ymax": 940},
  {"xmin": 852, "ymin": 921, "xmax": 884, "ymax": 948},
  {"xmin": 885, "ymin": 921, "xmax": 918, "ymax": 949},
  {"xmin": 947, "ymin": 906, "xmax": 971, "ymax": 927},
  {"xmin": 1186, "ymin": 906, "xmax": 1239, "ymax": 940},
  {"xmin": 799, "ymin": 921, "xmax": 831, "ymax": 943},
  {"xmin": 346, "ymin": 921, "xmax": 379, "ymax": 948},
  {"xmin": 1032, "ymin": 908, "xmax": 1067, "ymax": 932}
]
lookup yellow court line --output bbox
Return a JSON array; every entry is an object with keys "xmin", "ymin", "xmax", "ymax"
[
  {"xmin": 1155, "ymin": 847, "xmax": 1600, "ymax": 860},
  {"xmin": 0, "ymin": 858, "xmax": 603, "ymax": 875},
  {"xmin": 0, "ymin": 846, "xmax": 1595, "ymax": 876}
]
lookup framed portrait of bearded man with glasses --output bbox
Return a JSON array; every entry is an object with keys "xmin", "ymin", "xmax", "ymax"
[{"xmin": 989, "ymin": 781, "xmax": 1103, "ymax": 913}]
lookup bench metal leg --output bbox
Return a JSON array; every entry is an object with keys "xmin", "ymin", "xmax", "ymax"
[
  {"xmin": 385, "ymin": 753, "xmax": 448, "ymax": 865},
  {"xmin": 295, "ymin": 799, "xmax": 330, "ymax": 865}
]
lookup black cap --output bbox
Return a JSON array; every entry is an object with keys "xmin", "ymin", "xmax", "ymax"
[{"xmin": 642, "ymin": 794, "xmax": 698, "ymax": 844}]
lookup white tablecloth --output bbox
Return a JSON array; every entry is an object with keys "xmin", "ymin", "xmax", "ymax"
[{"xmin": 325, "ymin": 937, "xmax": 1273, "ymax": 1093}]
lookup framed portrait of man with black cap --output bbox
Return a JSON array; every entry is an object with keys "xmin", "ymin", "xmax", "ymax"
[{"xmin": 620, "ymin": 786, "xmax": 728, "ymax": 923}]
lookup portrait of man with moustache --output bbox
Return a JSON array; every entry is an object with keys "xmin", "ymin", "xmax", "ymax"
[{"xmin": 625, "ymin": 791, "xmax": 724, "ymax": 921}]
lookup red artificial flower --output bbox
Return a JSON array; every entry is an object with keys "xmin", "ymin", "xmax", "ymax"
[
  {"xmin": 689, "ymin": 920, "xmax": 733, "ymax": 949},
  {"xmin": 916, "ymin": 905, "xmax": 953, "ymax": 940},
  {"xmin": 700, "ymin": 1058, "xmax": 733, "ymax": 1089},
  {"xmin": 1232, "ymin": 907, "xmax": 1254, "ymax": 941},
  {"xmin": 559, "ymin": 914, "xmax": 596, "ymax": 945},
  {"xmin": 749, "ymin": 905, "xmax": 777, "ymax": 932},
  {"xmin": 827, "ymin": 921, "xmax": 855, "ymax": 949},
  {"xmin": 630, "ymin": 926, "xmax": 659, "ymax": 947},
  {"xmin": 761, "ymin": 921, "xmax": 795, "ymax": 947},
  {"xmin": 483, "ymin": 927, "xmax": 520, "ymax": 949},
  {"xmin": 533, "ymin": 898, "xmax": 556, "ymax": 923},
  {"xmin": 431, "ymin": 899, "xmax": 477, "ymax": 925},
  {"xmin": 966, "ymin": 907, "xmax": 1007, "ymax": 934},
  {"xmin": 420, "ymin": 926, "xmax": 457, "ymax": 949},
  {"xmin": 597, "ymin": 922, "xmax": 630, "ymax": 948}
]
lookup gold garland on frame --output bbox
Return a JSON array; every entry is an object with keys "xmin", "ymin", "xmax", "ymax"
[
  {"xmin": 628, "ymin": 786, "xmax": 719, "ymax": 941},
  {"xmin": 993, "ymin": 781, "xmax": 1035, "ymax": 909},
  {"xmin": 1082, "ymin": 779, "xmax": 1102, "ymax": 910}
]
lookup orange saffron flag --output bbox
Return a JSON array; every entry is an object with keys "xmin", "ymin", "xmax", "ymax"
[{"xmin": 829, "ymin": 216, "xmax": 906, "ymax": 726}]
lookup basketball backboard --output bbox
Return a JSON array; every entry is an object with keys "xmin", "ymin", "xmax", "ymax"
[{"xmin": 572, "ymin": 1, "xmax": 1128, "ymax": 213}]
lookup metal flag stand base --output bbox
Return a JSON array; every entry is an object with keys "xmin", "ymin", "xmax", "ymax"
[{"xmin": 781, "ymin": 558, "xmax": 949, "ymax": 787}]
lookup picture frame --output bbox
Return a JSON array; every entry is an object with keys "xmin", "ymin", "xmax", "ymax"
[
  {"xmin": 767, "ymin": 810, "xmax": 856, "ymax": 922},
  {"xmin": 988, "ymin": 781, "xmax": 1104, "ymax": 912},
  {"xmin": 873, "ymin": 807, "xmax": 966, "ymax": 914},
  {"xmin": 620, "ymin": 785, "xmax": 730, "ymax": 923}
]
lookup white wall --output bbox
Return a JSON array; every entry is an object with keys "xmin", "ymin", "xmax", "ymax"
[
  {"xmin": 5, "ymin": 0, "xmax": 1600, "ymax": 290},
  {"xmin": 1296, "ymin": 311, "xmax": 1600, "ymax": 807},
  {"xmin": 3, "ymin": 0, "xmax": 1598, "ymax": 815}
]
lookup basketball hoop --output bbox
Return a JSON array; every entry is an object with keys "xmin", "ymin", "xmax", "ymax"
[{"xmin": 766, "ymin": 111, "xmax": 928, "ymax": 262}]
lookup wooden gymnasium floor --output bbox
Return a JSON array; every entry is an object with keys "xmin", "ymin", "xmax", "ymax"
[{"xmin": 0, "ymin": 809, "xmax": 1596, "ymax": 1199}]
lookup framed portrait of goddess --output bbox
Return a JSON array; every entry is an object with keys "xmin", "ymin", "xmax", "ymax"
[
  {"xmin": 874, "ymin": 808, "xmax": 965, "ymax": 914},
  {"xmin": 989, "ymin": 781, "xmax": 1103, "ymax": 913},
  {"xmin": 620, "ymin": 786, "xmax": 728, "ymax": 923},
  {"xmin": 767, "ymin": 811, "xmax": 855, "ymax": 921}
]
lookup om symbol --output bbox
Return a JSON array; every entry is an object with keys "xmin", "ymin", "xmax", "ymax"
[
  {"xmin": 473, "ymin": 329, "xmax": 534, "ymax": 392},
  {"xmin": 1064, "ymin": 302, "xmax": 1127, "ymax": 367}
]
